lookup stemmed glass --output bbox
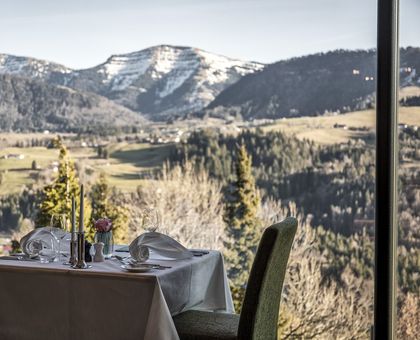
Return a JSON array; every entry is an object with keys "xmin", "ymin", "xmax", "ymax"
[
  {"xmin": 50, "ymin": 214, "xmax": 70, "ymax": 263},
  {"xmin": 38, "ymin": 236, "xmax": 59, "ymax": 263},
  {"xmin": 142, "ymin": 208, "xmax": 161, "ymax": 232}
]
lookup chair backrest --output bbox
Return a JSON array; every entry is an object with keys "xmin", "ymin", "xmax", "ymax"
[{"xmin": 238, "ymin": 217, "xmax": 297, "ymax": 340}]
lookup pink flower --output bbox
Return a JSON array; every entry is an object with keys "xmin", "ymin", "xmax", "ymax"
[{"xmin": 94, "ymin": 218, "xmax": 113, "ymax": 232}]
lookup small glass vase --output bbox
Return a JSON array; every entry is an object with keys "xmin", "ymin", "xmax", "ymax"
[{"xmin": 94, "ymin": 231, "xmax": 114, "ymax": 258}]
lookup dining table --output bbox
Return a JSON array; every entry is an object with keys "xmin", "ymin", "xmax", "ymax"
[{"xmin": 0, "ymin": 248, "xmax": 234, "ymax": 340}]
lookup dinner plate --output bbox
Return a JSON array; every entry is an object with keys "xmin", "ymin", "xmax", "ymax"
[{"xmin": 120, "ymin": 264, "xmax": 156, "ymax": 273}]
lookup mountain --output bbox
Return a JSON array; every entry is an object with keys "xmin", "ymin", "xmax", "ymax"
[
  {"xmin": 65, "ymin": 45, "xmax": 264, "ymax": 120},
  {"xmin": 0, "ymin": 45, "xmax": 264, "ymax": 121},
  {"xmin": 202, "ymin": 48, "xmax": 420, "ymax": 120},
  {"xmin": 2, "ymin": 46, "xmax": 419, "ymax": 125},
  {"xmin": 0, "ymin": 53, "xmax": 71, "ymax": 83},
  {"xmin": 0, "ymin": 74, "xmax": 144, "ymax": 131}
]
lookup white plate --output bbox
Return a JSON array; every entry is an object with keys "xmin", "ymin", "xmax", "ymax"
[{"xmin": 120, "ymin": 264, "xmax": 155, "ymax": 273}]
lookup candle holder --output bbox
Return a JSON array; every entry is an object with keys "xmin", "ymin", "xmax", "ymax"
[
  {"xmin": 72, "ymin": 232, "xmax": 91, "ymax": 269},
  {"xmin": 62, "ymin": 234, "xmax": 77, "ymax": 266},
  {"xmin": 69, "ymin": 233, "xmax": 77, "ymax": 266}
]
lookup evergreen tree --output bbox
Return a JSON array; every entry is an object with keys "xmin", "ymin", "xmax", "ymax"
[
  {"xmin": 90, "ymin": 173, "xmax": 129, "ymax": 243},
  {"xmin": 97, "ymin": 146, "xmax": 103, "ymax": 159},
  {"xmin": 36, "ymin": 144, "xmax": 90, "ymax": 229},
  {"xmin": 224, "ymin": 144, "xmax": 261, "ymax": 294}
]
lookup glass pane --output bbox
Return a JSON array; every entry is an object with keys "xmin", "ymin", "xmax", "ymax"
[
  {"xmin": 397, "ymin": 1, "xmax": 420, "ymax": 338},
  {"xmin": 0, "ymin": 1, "xmax": 378, "ymax": 338}
]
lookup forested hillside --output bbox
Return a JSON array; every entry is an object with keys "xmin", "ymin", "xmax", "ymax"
[
  {"xmin": 169, "ymin": 128, "xmax": 420, "ymax": 295},
  {"xmin": 0, "ymin": 74, "xmax": 144, "ymax": 131},
  {"xmin": 202, "ymin": 48, "xmax": 420, "ymax": 120},
  {"xmin": 170, "ymin": 129, "xmax": 376, "ymax": 234}
]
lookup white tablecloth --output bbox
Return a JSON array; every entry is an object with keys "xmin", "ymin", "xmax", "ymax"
[{"xmin": 0, "ymin": 250, "xmax": 234, "ymax": 340}]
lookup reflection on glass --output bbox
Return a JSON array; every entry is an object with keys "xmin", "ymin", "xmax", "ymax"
[{"xmin": 397, "ymin": 50, "xmax": 420, "ymax": 337}]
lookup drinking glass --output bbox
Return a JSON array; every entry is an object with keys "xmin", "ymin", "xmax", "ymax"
[
  {"xmin": 50, "ymin": 214, "xmax": 68, "ymax": 230},
  {"xmin": 39, "ymin": 248, "xmax": 58, "ymax": 263},
  {"xmin": 36, "ymin": 235, "xmax": 59, "ymax": 263},
  {"xmin": 142, "ymin": 208, "xmax": 161, "ymax": 232},
  {"xmin": 50, "ymin": 214, "xmax": 70, "ymax": 262}
]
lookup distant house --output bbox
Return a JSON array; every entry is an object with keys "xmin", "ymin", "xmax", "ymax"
[
  {"xmin": 333, "ymin": 123, "xmax": 348, "ymax": 130},
  {"xmin": 400, "ymin": 67, "xmax": 412, "ymax": 73},
  {"xmin": 1, "ymin": 154, "xmax": 25, "ymax": 160}
]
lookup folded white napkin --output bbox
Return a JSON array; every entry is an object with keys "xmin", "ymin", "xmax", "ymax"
[
  {"xmin": 129, "ymin": 232, "xmax": 193, "ymax": 261},
  {"xmin": 20, "ymin": 227, "xmax": 69, "ymax": 257}
]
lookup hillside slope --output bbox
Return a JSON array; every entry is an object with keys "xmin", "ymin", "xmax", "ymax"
[
  {"xmin": 0, "ymin": 45, "xmax": 264, "ymax": 120},
  {"xmin": 202, "ymin": 48, "xmax": 420, "ymax": 120},
  {"xmin": 0, "ymin": 74, "xmax": 144, "ymax": 131}
]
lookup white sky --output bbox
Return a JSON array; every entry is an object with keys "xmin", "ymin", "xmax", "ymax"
[{"xmin": 0, "ymin": 0, "xmax": 418, "ymax": 69}]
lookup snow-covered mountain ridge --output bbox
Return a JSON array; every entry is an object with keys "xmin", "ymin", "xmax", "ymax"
[{"xmin": 0, "ymin": 45, "xmax": 265, "ymax": 120}]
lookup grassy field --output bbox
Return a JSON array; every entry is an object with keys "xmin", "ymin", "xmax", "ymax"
[
  {"xmin": 0, "ymin": 142, "xmax": 173, "ymax": 195},
  {"xmin": 262, "ymin": 106, "xmax": 420, "ymax": 144},
  {"xmin": 1, "ymin": 106, "xmax": 420, "ymax": 195},
  {"xmin": 400, "ymin": 86, "xmax": 420, "ymax": 99}
]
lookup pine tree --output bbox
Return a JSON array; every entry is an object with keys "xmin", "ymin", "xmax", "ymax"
[
  {"xmin": 36, "ymin": 143, "xmax": 90, "ymax": 230},
  {"xmin": 90, "ymin": 173, "xmax": 129, "ymax": 243},
  {"xmin": 224, "ymin": 144, "xmax": 261, "ymax": 292}
]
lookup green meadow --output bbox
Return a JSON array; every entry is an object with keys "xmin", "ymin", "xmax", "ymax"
[{"xmin": 0, "ymin": 142, "xmax": 173, "ymax": 195}]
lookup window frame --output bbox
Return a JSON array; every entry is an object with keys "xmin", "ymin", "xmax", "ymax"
[{"xmin": 374, "ymin": 0, "xmax": 399, "ymax": 339}]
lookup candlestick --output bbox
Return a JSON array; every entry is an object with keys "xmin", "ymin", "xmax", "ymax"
[
  {"xmin": 71, "ymin": 232, "xmax": 91, "ymax": 269},
  {"xmin": 69, "ymin": 239, "xmax": 77, "ymax": 266},
  {"xmin": 71, "ymin": 196, "xmax": 76, "ymax": 235},
  {"xmin": 79, "ymin": 184, "xmax": 84, "ymax": 233},
  {"xmin": 69, "ymin": 196, "xmax": 77, "ymax": 266}
]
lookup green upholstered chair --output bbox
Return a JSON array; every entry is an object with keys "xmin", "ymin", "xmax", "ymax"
[{"xmin": 173, "ymin": 217, "xmax": 298, "ymax": 340}]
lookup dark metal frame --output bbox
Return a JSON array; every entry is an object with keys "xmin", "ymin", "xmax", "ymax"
[{"xmin": 374, "ymin": 0, "xmax": 399, "ymax": 339}]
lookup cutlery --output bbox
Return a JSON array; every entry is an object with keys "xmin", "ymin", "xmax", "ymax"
[
  {"xmin": 115, "ymin": 246, "xmax": 130, "ymax": 252},
  {"xmin": 112, "ymin": 255, "xmax": 171, "ymax": 270},
  {"xmin": 113, "ymin": 255, "xmax": 129, "ymax": 263},
  {"xmin": 0, "ymin": 255, "xmax": 38, "ymax": 262},
  {"xmin": 145, "ymin": 263, "xmax": 172, "ymax": 269},
  {"xmin": 190, "ymin": 250, "xmax": 209, "ymax": 256}
]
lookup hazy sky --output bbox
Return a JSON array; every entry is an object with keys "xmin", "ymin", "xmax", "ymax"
[{"xmin": 0, "ymin": 0, "xmax": 418, "ymax": 69}]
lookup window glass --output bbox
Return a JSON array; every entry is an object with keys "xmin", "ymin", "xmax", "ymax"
[
  {"xmin": 397, "ymin": 1, "xmax": 420, "ymax": 337},
  {"xmin": 0, "ymin": 1, "xmax": 382, "ymax": 337}
]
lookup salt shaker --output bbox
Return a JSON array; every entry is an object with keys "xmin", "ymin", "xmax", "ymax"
[{"xmin": 93, "ymin": 242, "xmax": 105, "ymax": 262}]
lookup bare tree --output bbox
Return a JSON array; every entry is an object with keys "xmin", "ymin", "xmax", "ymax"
[
  {"xmin": 259, "ymin": 198, "xmax": 372, "ymax": 339},
  {"xmin": 124, "ymin": 161, "xmax": 226, "ymax": 250},
  {"xmin": 397, "ymin": 292, "xmax": 420, "ymax": 339}
]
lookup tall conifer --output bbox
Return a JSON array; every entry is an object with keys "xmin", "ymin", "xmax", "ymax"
[
  {"xmin": 90, "ymin": 173, "xmax": 129, "ymax": 243},
  {"xmin": 224, "ymin": 144, "xmax": 261, "ymax": 289},
  {"xmin": 36, "ymin": 142, "xmax": 90, "ymax": 229}
]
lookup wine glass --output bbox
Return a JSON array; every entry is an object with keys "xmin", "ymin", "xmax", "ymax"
[
  {"xmin": 50, "ymin": 214, "xmax": 68, "ymax": 231},
  {"xmin": 142, "ymin": 208, "xmax": 161, "ymax": 232},
  {"xmin": 26, "ymin": 231, "xmax": 60, "ymax": 263},
  {"xmin": 38, "ymin": 238, "xmax": 59, "ymax": 263},
  {"xmin": 50, "ymin": 214, "xmax": 70, "ymax": 263}
]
